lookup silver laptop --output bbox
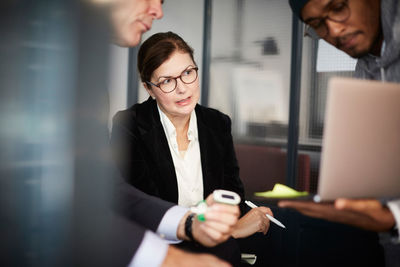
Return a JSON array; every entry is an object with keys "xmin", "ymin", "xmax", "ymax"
[{"xmin": 315, "ymin": 77, "xmax": 400, "ymax": 202}]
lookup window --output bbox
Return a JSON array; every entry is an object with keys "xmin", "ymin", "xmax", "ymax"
[{"xmin": 209, "ymin": 0, "xmax": 293, "ymax": 144}]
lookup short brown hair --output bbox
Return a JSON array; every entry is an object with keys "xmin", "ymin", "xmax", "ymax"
[{"xmin": 137, "ymin": 31, "xmax": 196, "ymax": 84}]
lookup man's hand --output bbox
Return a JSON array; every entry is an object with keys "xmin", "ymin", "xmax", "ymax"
[
  {"xmin": 232, "ymin": 206, "xmax": 272, "ymax": 238},
  {"xmin": 162, "ymin": 246, "xmax": 231, "ymax": 267},
  {"xmin": 177, "ymin": 194, "xmax": 240, "ymax": 247},
  {"xmin": 278, "ymin": 198, "xmax": 395, "ymax": 231}
]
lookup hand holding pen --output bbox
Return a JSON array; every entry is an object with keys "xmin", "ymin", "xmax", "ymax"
[{"xmin": 245, "ymin": 200, "xmax": 286, "ymax": 229}]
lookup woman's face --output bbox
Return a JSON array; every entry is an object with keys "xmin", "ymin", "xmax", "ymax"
[{"xmin": 145, "ymin": 51, "xmax": 200, "ymax": 121}]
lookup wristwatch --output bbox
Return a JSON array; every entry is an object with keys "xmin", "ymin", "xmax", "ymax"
[{"xmin": 184, "ymin": 213, "xmax": 196, "ymax": 241}]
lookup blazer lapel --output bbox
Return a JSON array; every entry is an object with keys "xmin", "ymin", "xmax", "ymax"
[
  {"xmin": 196, "ymin": 106, "xmax": 224, "ymax": 198},
  {"xmin": 137, "ymin": 98, "xmax": 179, "ymax": 203}
]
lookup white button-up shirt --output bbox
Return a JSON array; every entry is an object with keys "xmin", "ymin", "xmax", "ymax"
[{"xmin": 158, "ymin": 105, "xmax": 204, "ymax": 207}]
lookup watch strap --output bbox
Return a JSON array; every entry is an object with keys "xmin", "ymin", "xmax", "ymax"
[{"xmin": 184, "ymin": 213, "xmax": 195, "ymax": 241}]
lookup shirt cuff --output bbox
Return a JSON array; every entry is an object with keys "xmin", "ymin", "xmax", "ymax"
[
  {"xmin": 387, "ymin": 199, "xmax": 400, "ymax": 242},
  {"xmin": 156, "ymin": 205, "xmax": 189, "ymax": 242},
  {"xmin": 127, "ymin": 231, "xmax": 169, "ymax": 267}
]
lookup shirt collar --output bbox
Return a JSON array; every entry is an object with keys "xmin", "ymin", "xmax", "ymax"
[
  {"xmin": 157, "ymin": 105, "xmax": 198, "ymax": 141},
  {"xmin": 187, "ymin": 109, "xmax": 198, "ymax": 141}
]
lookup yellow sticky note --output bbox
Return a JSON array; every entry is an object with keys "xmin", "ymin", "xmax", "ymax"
[{"xmin": 254, "ymin": 183, "xmax": 309, "ymax": 198}]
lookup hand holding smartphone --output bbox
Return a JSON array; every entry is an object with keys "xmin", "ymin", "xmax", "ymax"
[{"xmin": 190, "ymin": 190, "xmax": 241, "ymax": 221}]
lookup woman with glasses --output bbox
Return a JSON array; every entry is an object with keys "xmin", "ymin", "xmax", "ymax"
[{"xmin": 111, "ymin": 31, "xmax": 272, "ymax": 266}]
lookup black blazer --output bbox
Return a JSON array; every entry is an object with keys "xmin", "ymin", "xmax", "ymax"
[{"xmin": 111, "ymin": 97, "xmax": 246, "ymax": 213}]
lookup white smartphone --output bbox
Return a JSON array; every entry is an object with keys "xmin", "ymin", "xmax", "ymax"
[
  {"xmin": 190, "ymin": 190, "xmax": 240, "ymax": 221},
  {"xmin": 213, "ymin": 190, "xmax": 241, "ymax": 205}
]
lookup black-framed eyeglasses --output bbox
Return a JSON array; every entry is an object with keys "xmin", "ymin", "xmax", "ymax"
[
  {"xmin": 304, "ymin": 0, "xmax": 350, "ymax": 39},
  {"xmin": 146, "ymin": 67, "xmax": 199, "ymax": 93}
]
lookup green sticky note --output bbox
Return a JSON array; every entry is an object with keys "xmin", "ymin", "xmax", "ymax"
[{"xmin": 254, "ymin": 183, "xmax": 309, "ymax": 198}]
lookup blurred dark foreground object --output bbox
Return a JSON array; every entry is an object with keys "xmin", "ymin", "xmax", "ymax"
[{"xmin": 0, "ymin": 1, "xmax": 140, "ymax": 266}]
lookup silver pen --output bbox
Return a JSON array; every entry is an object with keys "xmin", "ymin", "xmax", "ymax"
[{"xmin": 245, "ymin": 200, "xmax": 286, "ymax": 229}]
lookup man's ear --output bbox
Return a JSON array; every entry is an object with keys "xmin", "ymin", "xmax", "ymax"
[{"xmin": 143, "ymin": 82, "xmax": 156, "ymax": 99}]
